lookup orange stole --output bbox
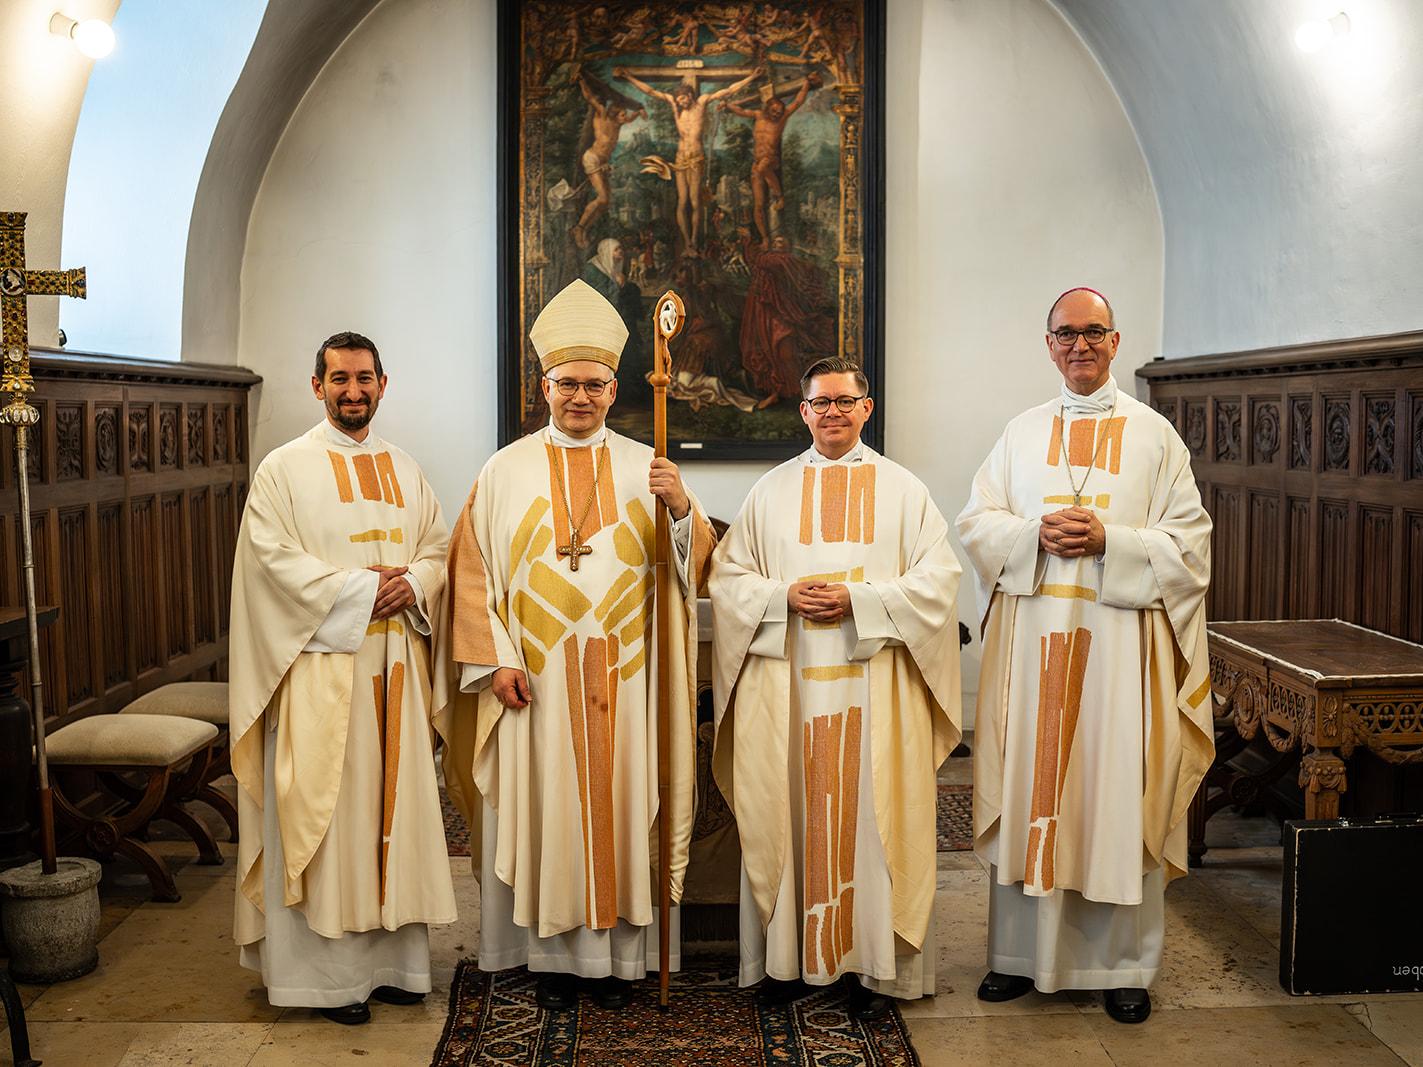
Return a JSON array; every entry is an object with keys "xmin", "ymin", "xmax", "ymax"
[
  {"xmin": 545, "ymin": 444, "xmax": 618, "ymax": 555},
  {"xmin": 372, "ymin": 661, "xmax": 406, "ymax": 905},
  {"xmin": 798, "ymin": 464, "xmax": 877, "ymax": 546},
  {"xmin": 1024, "ymin": 628, "xmax": 1091, "ymax": 891},
  {"xmin": 327, "ymin": 449, "xmax": 407, "ymax": 507},
  {"xmin": 802, "ymin": 705, "xmax": 863, "ymax": 976},
  {"xmin": 562, "ymin": 633, "xmax": 621, "ymax": 929},
  {"xmin": 1045, "ymin": 416, "xmax": 1127, "ymax": 475}
]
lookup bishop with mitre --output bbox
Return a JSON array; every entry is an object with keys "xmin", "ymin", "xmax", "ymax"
[{"xmin": 438, "ymin": 280, "xmax": 716, "ymax": 1011}]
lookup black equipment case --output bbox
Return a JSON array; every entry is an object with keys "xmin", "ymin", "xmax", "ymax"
[{"xmin": 1280, "ymin": 815, "xmax": 1423, "ymax": 995}]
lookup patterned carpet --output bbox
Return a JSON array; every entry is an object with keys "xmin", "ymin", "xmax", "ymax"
[
  {"xmin": 443, "ymin": 784, "xmax": 974, "ymax": 858},
  {"xmin": 432, "ymin": 958, "xmax": 920, "ymax": 1066},
  {"xmin": 442, "ymin": 784, "xmax": 973, "ymax": 858}
]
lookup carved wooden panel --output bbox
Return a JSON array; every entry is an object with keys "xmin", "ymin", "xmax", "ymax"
[
  {"xmin": 1323, "ymin": 395, "xmax": 1350, "ymax": 472},
  {"xmin": 56, "ymin": 404, "xmax": 83, "ymax": 481},
  {"xmin": 1364, "ymin": 395, "xmax": 1395, "ymax": 476},
  {"xmin": 1289, "ymin": 395, "xmax": 1312, "ymax": 470},
  {"xmin": 1251, "ymin": 399, "xmax": 1280, "ymax": 465},
  {"xmin": 128, "ymin": 406, "xmax": 151, "ymax": 473},
  {"xmin": 98, "ymin": 502, "xmax": 125, "ymax": 689},
  {"xmin": 0, "ymin": 350, "xmax": 260, "ymax": 725},
  {"xmin": 159, "ymin": 404, "xmax": 179, "ymax": 470},
  {"xmin": 1140, "ymin": 332, "xmax": 1423, "ymax": 642},
  {"xmin": 1248, "ymin": 491, "xmax": 1280, "ymax": 617},
  {"xmin": 1215, "ymin": 397, "xmax": 1242, "ymax": 462},
  {"xmin": 213, "ymin": 405, "xmax": 229, "ymax": 464}
]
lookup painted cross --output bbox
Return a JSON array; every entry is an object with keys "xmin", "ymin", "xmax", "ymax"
[
  {"xmin": 0, "ymin": 212, "xmax": 86, "ymax": 428},
  {"xmin": 558, "ymin": 527, "xmax": 593, "ymax": 571}
]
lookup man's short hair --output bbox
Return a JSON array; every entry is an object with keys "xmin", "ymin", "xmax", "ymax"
[
  {"xmin": 1046, "ymin": 288, "xmax": 1115, "ymax": 330},
  {"xmin": 800, "ymin": 357, "xmax": 869, "ymax": 398},
  {"xmin": 315, "ymin": 331, "xmax": 384, "ymax": 380}
]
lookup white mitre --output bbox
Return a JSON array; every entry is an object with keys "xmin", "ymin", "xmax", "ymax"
[{"xmin": 530, "ymin": 278, "xmax": 628, "ymax": 373}]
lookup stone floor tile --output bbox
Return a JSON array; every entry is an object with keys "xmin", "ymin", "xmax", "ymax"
[
  {"xmin": 114, "ymin": 1022, "xmax": 273, "ymax": 1066},
  {"xmin": 1088, "ymin": 1004, "xmax": 1405, "ymax": 1067},
  {"xmin": 1, "ymin": 1021, "xmax": 145, "ymax": 1067},
  {"xmin": 1350, "ymin": 1000, "xmax": 1423, "ymax": 1066},
  {"xmin": 908, "ymin": 1012, "xmax": 1113, "ymax": 1066},
  {"xmin": 247, "ymin": 1020, "xmax": 447, "ymax": 1066}
]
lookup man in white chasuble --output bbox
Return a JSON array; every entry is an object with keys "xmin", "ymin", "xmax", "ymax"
[
  {"xmin": 956, "ymin": 288, "xmax": 1214, "ymax": 1024},
  {"xmin": 438, "ymin": 279, "xmax": 716, "ymax": 1011},
  {"xmin": 709, "ymin": 358, "xmax": 963, "ymax": 1020},
  {"xmin": 230, "ymin": 332, "xmax": 456, "ymax": 1025}
]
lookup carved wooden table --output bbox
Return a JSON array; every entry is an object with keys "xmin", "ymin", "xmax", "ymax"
[{"xmin": 1201, "ymin": 620, "xmax": 1423, "ymax": 846}]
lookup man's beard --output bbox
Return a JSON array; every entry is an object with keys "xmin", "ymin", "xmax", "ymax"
[{"xmin": 328, "ymin": 397, "xmax": 374, "ymax": 431}]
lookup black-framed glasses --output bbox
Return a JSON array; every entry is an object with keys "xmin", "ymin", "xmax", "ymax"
[
  {"xmin": 1051, "ymin": 326, "xmax": 1112, "ymax": 346},
  {"xmin": 804, "ymin": 395, "xmax": 866, "ymax": 414},
  {"xmin": 545, "ymin": 375, "xmax": 613, "ymax": 398}
]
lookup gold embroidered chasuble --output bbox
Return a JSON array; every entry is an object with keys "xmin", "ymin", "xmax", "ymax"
[
  {"xmin": 710, "ymin": 445, "xmax": 962, "ymax": 970},
  {"xmin": 957, "ymin": 379, "xmax": 1214, "ymax": 904},
  {"xmin": 231, "ymin": 424, "xmax": 456, "ymax": 943},
  {"xmin": 437, "ymin": 427, "xmax": 715, "ymax": 940}
]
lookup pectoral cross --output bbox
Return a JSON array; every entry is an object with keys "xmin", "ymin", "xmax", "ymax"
[{"xmin": 558, "ymin": 528, "xmax": 592, "ymax": 571}]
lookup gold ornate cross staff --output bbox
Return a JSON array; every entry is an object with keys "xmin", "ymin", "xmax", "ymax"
[
  {"xmin": 649, "ymin": 289, "xmax": 684, "ymax": 1011},
  {"xmin": 0, "ymin": 211, "xmax": 87, "ymax": 876}
]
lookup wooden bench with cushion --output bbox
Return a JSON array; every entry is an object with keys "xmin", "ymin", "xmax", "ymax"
[
  {"xmin": 45, "ymin": 713, "xmax": 221, "ymax": 902},
  {"xmin": 120, "ymin": 681, "xmax": 237, "ymax": 843}
]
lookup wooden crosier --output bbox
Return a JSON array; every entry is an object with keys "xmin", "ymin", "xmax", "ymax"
[{"xmin": 650, "ymin": 289, "xmax": 684, "ymax": 1009}]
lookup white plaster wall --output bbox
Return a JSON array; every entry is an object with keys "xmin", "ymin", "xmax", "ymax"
[
  {"xmin": 1059, "ymin": 0, "xmax": 1423, "ymax": 357},
  {"xmin": 238, "ymin": 0, "xmax": 1162, "ymax": 710},
  {"xmin": 0, "ymin": 0, "xmax": 119, "ymax": 345}
]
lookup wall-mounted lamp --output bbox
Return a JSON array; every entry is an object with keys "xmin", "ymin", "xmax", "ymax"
[
  {"xmin": 49, "ymin": 12, "xmax": 116, "ymax": 59},
  {"xmin": 1295, "ymin": 11, "xmax": 1350, "ymax": 53}
]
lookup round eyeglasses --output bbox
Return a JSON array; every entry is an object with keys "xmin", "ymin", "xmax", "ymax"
[
  {"xmin": 804, "ymin": 395, "xmax": 866, "ymax": 414},
  {"xmin": 546, "ymin": 376, "xmax": 613, "ymax": 398},
  {"xmin": 1051, "ymin": 326, "xmax": 1111, "ymax": 347}
]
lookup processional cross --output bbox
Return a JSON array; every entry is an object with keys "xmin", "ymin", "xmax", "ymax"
[
  {"xmin": 0, "ymin": 211, "xmax": 86, "ymax": 875},
  {"xmin": 557, "ymin": 528, "xmax": 593, "ymax": 571}
]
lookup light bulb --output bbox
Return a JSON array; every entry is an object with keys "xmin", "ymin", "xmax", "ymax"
[{"xmin": 71, "ymin": 18, "xmax": 115, "ymax": 59}]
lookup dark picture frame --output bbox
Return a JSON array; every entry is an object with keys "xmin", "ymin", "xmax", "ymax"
[{"xmin": 497, "ymin": 0, "xmax": 886, "ymax": 460}]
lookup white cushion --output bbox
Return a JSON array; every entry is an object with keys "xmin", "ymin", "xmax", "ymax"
[
  {"xmin": 120, "ymin": 682, "xmax": 229, "ymax": 725},
  {"xmin": 47, "ymin": 714, "xmax": 218, "ymax": 766}
]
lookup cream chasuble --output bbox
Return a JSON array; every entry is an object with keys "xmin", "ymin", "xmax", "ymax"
[
  {"xmin": 956, "ymin": 376, "xmax": 1213, "ymax": 990},
  {"xmin": 230, "ymin": 422, "xmax": 457, "ymax": 1004},
  {"xmin": 436, "ymin": 426, "xmax": 714, "ymax": 977},
  {"xmin": 710, "ymin": 443, "xmax": 962, "ymax": 995}
]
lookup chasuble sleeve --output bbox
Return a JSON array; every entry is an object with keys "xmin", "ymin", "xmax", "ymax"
[
  {"xmin": 956, "ymin": 428, "xmax": 1043, "ymax": 630},
  {"xmin": 228, "ymin": 457, "xmax": 356, "ymax": 750},
  {"xmin": 1100, "ymin": 431, "xmax": 1211, "ymax": 642},
  {"xmin": 304, "ymin": 569, "xmax": 380, "ymax": 652}
]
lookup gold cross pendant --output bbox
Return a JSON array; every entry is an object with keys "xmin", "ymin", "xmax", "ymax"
[{"xmin": 558, "ymin": 529, "xmax": 592, "ymax": 571}]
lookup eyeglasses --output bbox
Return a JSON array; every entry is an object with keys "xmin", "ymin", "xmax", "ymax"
[
  {"xmin": 1051, "ymin": 326, "xmax": 1112, "ymax": 347},
  {"xmin": 804, "ymin": 395, "xmax": 866, "ymax": 414},
  {"xmin": 546, "ymin": 376, "xmax": 613, "ymax": 398}
]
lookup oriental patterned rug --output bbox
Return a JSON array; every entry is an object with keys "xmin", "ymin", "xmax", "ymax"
[
  {"xmin": 443, "ymin": 785, "xmax": 974, "ymax": 858},
  {"xmin": 431, "ymin": 958, "xmax": 920, "ymax": 1066}
]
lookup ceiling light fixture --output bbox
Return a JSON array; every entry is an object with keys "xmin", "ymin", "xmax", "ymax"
[
  {"xmin": 1295, "ymin": 11, "xmax": 1351, "ymax": 53},
  {"xmin": 49, "ymin": 12, "xmax": 116, "ymax": 59}
]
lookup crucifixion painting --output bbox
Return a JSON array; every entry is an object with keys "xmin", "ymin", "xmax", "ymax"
[{"xmin": 502, "ymin": 0, "xmax": 883, "ymax": 462}]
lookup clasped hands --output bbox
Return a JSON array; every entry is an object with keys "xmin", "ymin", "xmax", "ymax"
[
  {"xmin": 368, "ymin": 564, "xmax": 415, "ymax": 620},
  {"xmin": 788, "ymin": 581, "xmax": 851, "ymax": 623},
  {"xmin": 1039, "ymin": 507, "xmax": 1106, "ymax": 559}
]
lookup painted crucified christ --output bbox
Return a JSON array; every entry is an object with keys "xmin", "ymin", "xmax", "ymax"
[
  {"xmin": 722, "ymin": 73, "xmax": 820, "ymax": 247},
  {"xmin": 616, "ymin": 66, "xmax": 760, "ymax": 254},
  {"xmin": 571, "ymin": 71, "xmax": 645, "ymax": 250}
]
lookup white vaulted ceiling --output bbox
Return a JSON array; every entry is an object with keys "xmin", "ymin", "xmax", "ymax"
[{"xmin": 1054, "ymin": 0, "xmax": 1423, "ymax": 356}]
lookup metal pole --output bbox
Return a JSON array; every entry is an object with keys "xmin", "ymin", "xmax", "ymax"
[{"xmin": 13, "ymin": 424, "xmax": 55, "ymax": 874}]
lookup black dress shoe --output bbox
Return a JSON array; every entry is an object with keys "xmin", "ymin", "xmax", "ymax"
[
  {"xmin": 318, "ymin": 1002, "xmax": 371, "ymax": 1025},
  {"xmin": 592, "ymin": 977, "xmax": 633, "ymax": 1010},
  {"xmin": 754, "ymin": 977, "xmax": 811, "ymax": 1007},
  {"xmin": 847, "ymin": 983, "xmax": 893, "ymax": 1021},
  {"xmin": 1104, "ymin": 987, "xmax": 1151, "ymax": 1024},
  {"xmin": 976, "ymin": 971, "xmax": 1034, "ymax": 1002},
  {"xmin": 371, "ymin": 985, "xmax": 425, "ymax": 1005},
  {"xmin": 535, "ymin": 973, "xmax": 577, "ymax": 1011}
]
